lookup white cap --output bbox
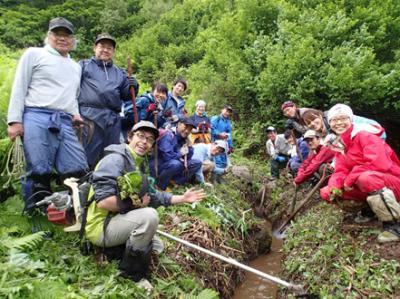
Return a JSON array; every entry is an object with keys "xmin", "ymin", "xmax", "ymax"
[
  {"xmin": 195, "ymin": 100, "xmax": 206, "ymax": 107},
  {"xmin": 266, "ymin": 126, "xmax": 276, "ymax": 132},
  {"xmin": 214, "ymin": 140, "xmax": 228, "ymax": 153},
  {"xmin": 303, "ymin": 130, "xmax": 319, "ymax": 140},
  {"xmin": 327, "ymin": 104, "xmax": 353, "ymax": 123}
]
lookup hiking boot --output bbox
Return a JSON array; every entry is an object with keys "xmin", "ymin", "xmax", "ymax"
[
  {"xmin": 378, "ymin": 222, "xmax": 400, "ymax": 243},
  {"xmin": 203, "ymin": 182, "xmax": 214, "ymax": 188},
  {"xmin": 119, "ymin": 243, "xmax": 152, "ymax": 282},
  {"xmin": 354, "ymin": 206, "xmax": 376, "ymax": 223},
  {"xmin": 136, "ymin": 278, "xmax": 153, "ymax": 294},
  {"xmin": 378, "ymin": 231, "xmax": 400, "ymax": 243}
]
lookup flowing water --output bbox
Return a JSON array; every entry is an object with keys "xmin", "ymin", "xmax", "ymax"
[{"xmin": 233, "ymin": 230, "xmax": 283, "ymax": 299}]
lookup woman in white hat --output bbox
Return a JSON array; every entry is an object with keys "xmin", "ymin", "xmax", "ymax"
[{"xmin": 320, "ymin": 104, "xmax": 400, "ymax": 243}]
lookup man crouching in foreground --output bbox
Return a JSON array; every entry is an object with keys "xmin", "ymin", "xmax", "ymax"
[{"xmin": 85, "ymin": 121, "xmax": 206, "ymax": 286}]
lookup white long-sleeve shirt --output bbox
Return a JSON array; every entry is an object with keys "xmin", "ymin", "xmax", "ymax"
[
  {"xmin": 266, "ymin": 134, "xmax": 291, "ymax": 159},
  {"xmin": 7, "ymin": 45, "xmax": 81, "ymax": 124}
]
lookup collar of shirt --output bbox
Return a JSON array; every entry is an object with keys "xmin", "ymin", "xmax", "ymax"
[{"xmin": 44, "ymin": 44, "xmax": 70, "ymax": 58}]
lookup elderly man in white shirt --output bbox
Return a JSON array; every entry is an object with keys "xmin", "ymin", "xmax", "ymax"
[
  {"xmin": 7, "ymin": 17, "xmax": 88, "ymax": 214},
  {"xmin": 265, "ymin": 126, "xmax": 291, "ymax": 179}
]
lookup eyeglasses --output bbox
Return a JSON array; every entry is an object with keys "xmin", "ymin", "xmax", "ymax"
[
  {"xmin": 134, "ymin": 132, "xmax": 155, "ymax": 145},
  {"xmin": 330, "ymin": 116, "xmax": 350, "ymax": 124},
  {"xmin": 50, "ymin": 31, "xmax": 73, "ymax": 39},
  {"xmin": 96, "ymin": 44, "xmax": 114, "ymax": 51}
]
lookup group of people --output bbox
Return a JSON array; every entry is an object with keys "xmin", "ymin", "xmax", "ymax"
[
  {"xmin": 6, "ymin": 17, "xmax": 235, "ymax": 285},
  {"xmin": 6, "ymin": 16, "xmax": 400, "ymax": 289},
  {"xmin": 266, "ymin": 100, "xmax": 400, "ymax": 243}
]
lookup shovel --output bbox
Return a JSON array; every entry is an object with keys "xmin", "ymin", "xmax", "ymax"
[
  {"xmin": 254, "ymin": 179, "xmax": 267, "ymax": 217},
  {"xmin": 273, "ymin": 165, "xmax": 330, "ymax": 237}
]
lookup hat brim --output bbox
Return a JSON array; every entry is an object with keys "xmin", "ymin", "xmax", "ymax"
[
  {"xmin": 184, "ymin": 123, "xmax": 196, "ymax": 129},
  {"xmin": 132, "ymin": 126, "xmax": 159, "ymax": 140},
  {"xmin": 95, "ymin": 38, "xmax": 116, "ymax": 47},
  {"xmin": 50, "ymin": 25, "xmax": 74, "ymax": 34}
]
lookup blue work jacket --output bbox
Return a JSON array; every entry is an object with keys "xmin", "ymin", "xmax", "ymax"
[
  {"xmin": 162, "ymin": 92, "xmax": 186, "ymax": 119},
  {"xmin": 210, "ymin": 114, "xmax": 233, "ymax": 148},
  {"xmin": 78, "ymin": 57, "xmax": 130, "ymax": 114},
  {"xmin": 122, "ymin": 93, "xmax": 165, "ymax": 128},
  {"xmin": 157, "ymin": 130, "xmax": 193, "ymax": 166}
]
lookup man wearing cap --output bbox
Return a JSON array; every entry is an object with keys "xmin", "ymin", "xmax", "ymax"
[
  {"xmin": 150, "ymin": 117, "xmax": 202, "ymax": 190},
  {"xmin": 192, "ymin": 140, "xmax": 228, "ymax": 184},
  {"xmin": 210, "ymin": 105, "xmax": 234, "ymax": 170},
  {"xmin": 162, "ymin": 78, "xmax": 188, "ymax": 128},
  {"xmin": 294, "ymin": 130, "xmax": 335, "ymax": 186},
  {"xmin": 78, "ymin": 33, "xmax": 139, "ymax": 168},
  {"xmin": 7, "ymin": 17, "xmax": 88, "ymax": 213},
  {"xmin": 265, "ymin": 126, "xmax": 291, "ymax": 179},
  {"xmin": 281, "ymin": 101, "xmax": 309, "ymax": 137},
  {"xmin": 85, "ymin": 120, "xmax": 205, "ymax": 284}
]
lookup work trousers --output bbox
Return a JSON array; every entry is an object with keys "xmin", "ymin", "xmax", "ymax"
[
  {"xmin": 95, "ymin": 207, "xmax": 163, "ymax": 252},
  {"xmin": 320, "ymin": 171, "xmax": 400, "ymax": 203},
  {"xmin": 22, "ymin": 108, "xmax": 88, "ymax": 207},
  {"xmin": 270, "ymin": 156, "xmax": 288, "ymax": 179},
  {"xmin": 153, "ymin": 159, "xmax": 202, "ymax": 190},
  {"xmin": 81, "ymin": 108, "xmax": 121, "ymax": 168}
]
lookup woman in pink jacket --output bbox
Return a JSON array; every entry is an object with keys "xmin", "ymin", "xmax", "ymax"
[{"xmin": 320, "ymin": 104, "xmax": 400, "ymax": 243}]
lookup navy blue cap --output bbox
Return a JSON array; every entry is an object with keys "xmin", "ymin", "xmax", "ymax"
[
  {"xmin": 49, "ymin": 17, "xmax": 74, "ymax": 34},
  {"xmin": 179, "ymin": 117, "xmax": 196, "ymax": 128}
]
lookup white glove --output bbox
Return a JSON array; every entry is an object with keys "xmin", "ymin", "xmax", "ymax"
[{"xmin": 180, "ymin": 144, "xmax": 189, "ymax": 156}]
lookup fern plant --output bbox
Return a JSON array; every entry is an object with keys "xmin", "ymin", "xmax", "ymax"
[{"xmin": 2, "ymin": 231, "xmax": 46, "ymax": 251}]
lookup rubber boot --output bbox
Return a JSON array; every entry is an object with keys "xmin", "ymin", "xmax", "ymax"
[
  {"xmin": 378, "ymin": 222, "xmax": 400, "ymax": 243},
  {"xmin": 119, "ymin": 242, "xmax": 152, "ymax": 282}
]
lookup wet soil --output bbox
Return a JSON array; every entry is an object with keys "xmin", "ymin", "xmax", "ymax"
[{"xmin": 233, "ymin": 224, "xmax": 283, "ymax": 299}]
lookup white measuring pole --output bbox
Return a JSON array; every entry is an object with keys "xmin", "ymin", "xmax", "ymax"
[{"xmin": 157, "ymin": 230, "xmax": 304, "ymax": 292}]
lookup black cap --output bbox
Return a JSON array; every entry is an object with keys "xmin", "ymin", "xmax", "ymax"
[
  {"xmin": 49, "ymin": 17, "xmax": 74, "ymax": 34},
  {"xmin": 178, "ymin": 117, "xmax": 196, "ymax": 128},
  {"xmin": 95, "ymin": 33, "xmax": 116, "ymax": 47},
  {"xmin": 223, "ymin": 104, "xmax": 233, "ymax": 111}
]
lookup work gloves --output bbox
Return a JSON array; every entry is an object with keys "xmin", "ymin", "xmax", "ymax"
[
  {"xmin": 180, "ymin": 144, "xmax": 189, "ymax": 156},
  {"xmin": 163, "ymin": 109, "xmax": 173, "ymax": 118},
  {"xmin": 197, "ymin": 123, "xmax": 210, "ymax": 131},
  {"xmin": 146, "ymin": 103, "xmax": 157, "ymax": 113},
  {"xmin": 127, "ymin": 76, "xmax": 139, "ymax": 96},
  {"xmin": 275, "ymin": 155, "xmax": 286, "ymax": 163},
  {"xmin": 228, "ymin": 147, "xmax": 234, "ymax": 154}
]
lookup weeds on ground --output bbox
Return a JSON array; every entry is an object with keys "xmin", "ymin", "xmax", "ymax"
[
  {"xmin": 283, "ymin": 203, "xmax": 400, "ymax": 298},
  {"xmin": 0, "ymin": 171, "xmax": 264, "ymax": 298}
]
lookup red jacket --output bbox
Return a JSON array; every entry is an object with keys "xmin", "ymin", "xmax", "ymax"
[
  {"xmin": 294, "ymin": 144, "xmax": 335, "ymax": 184},
  {"xmin": 328, "ymin": 125, "xmax": 400, "ymax": 190}
]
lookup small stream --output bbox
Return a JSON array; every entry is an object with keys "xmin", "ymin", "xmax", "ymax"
[{"xmin": 233, "ymin": 227, "xmax": 283, "ymax": 299}]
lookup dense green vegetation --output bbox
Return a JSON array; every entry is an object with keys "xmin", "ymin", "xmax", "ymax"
[
  {"xmin": 1, "ymin": 0, "xmax": 400, "ymax": 127},
  {"xmin": 1, "ymin": 0, "xmax": 400, "ymax": 298}
]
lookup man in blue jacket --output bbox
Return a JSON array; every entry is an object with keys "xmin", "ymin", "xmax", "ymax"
[
  {"xmin": 150, "ymin": 117, "xmax": 202, "ymax": 190},
  {"xmin": 211, "ymin": 105, "xmax": 234, "ymax": 170},
  {"xmin": 162, "ymin": 79, "xmax": 188, "ymax": 128},
  {"xmin": 121, "ymin": 83, "xmax": 168, "ymax": 137},
  {"xmin": 78, "ymin": 33, "xmax": 139, "ymax": 168}
]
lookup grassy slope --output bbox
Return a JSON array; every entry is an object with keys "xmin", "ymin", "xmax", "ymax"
[
  {"xmin": 282, "ymin": 202, "xmax": 400, "ymax": 298},
  {"xmin": 0, "ymin": 154, "xmax": 269, "ymax": 299}
]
